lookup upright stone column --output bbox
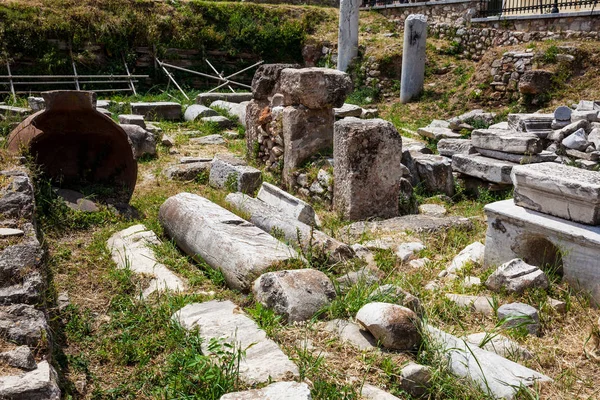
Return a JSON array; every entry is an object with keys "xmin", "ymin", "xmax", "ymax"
[
  {"xmin": 337, "ymin": 0, "xmax": 360, "ymax": 72},
  {"xmin": 400, "ymin": 14, "xmax": 427, "ymax": 104},
  {"xmin": 334, "ymin": 118, "xmax": 403, "ymax": 221}
]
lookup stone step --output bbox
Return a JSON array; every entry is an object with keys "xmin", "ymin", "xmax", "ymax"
[
  {"xmin": 107, "ymin": 224, "xmax": 186, "ymax": 298},
  {"xmin": 172, "ymin": 300, "xmax": 299, "ymax": 384}
]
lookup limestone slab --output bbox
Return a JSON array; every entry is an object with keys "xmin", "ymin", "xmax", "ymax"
[
  {"xmin": 0, "ymin": 361, "xmax": 60, "ymax": 399},
  {"xmin": 471, "ymin": 128, "xmax": 543, "ymax": 154},
  {"xmin": 466, "ymin": 332, "xmax": 533, "ymax": 361},
  {"xmin": 131, "ymin": 102, "xmax": 181, "ymax": 121},
  {"xmin": 437, "ymin": 138, "xmax": 475, "ymax": 157},
  {"xmin": 209, "ymin": 154, "xmax": 262, "ymax": 194},
  {"xmin": 196, "ymin": 92, "xmax": 252, "ymax": 106},
  {"xmin": 220, "ymin": 382, "xmax": 311, "ymax": 400},
  {"xmin": 417, "ymin": 126, "xmax": 461, "ymax": 140},
  {"xmin": 159, "ymin": 193, "xmax": 296, "ymax": 292},
  {"xmin": 476, "ymin": 148, "xmax": 556, "ymax": 164},
  {"xmin": 425, "ymin": 325, "xmax": 551, "ymax": 399},
  {"xmin": 511, "ymin": 162, "xmax": 600, "ymax": 224},
  {"xmin": 107, "ymin": 224, "xmax": 185, "ymax": 298},
  {"xmin": 257, "ymin": 182, "xmax": 318, "ymax": 226},
  {"xmin": 452, "ymin": 154, "xmax": 517, "ymax": 184},
  {"xmin": 445, "ymin": 294, "xmax": 494, "ymax": 315},
  {"xmin": 173, "ymin": 300, "xmax": 299, "ymax": 384},
  {"xmin": 484, "ymin": 199, "xmax": 600, "ymax": 306},
  {"xmin": 324, "ymin": 319, "xmax": 378, "ymax": 350}
]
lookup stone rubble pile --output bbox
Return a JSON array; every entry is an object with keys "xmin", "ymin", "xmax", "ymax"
[{"xmin": 0, "ymin": 170, "xmax": 60, "ymax": 399}]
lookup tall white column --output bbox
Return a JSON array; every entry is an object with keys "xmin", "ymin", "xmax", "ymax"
[
  {"xmin": 337, "ymin": 0, "xmax": 360, "ymax": 72},
  {"xmin": 400, "ymin": 14, "xmax": 428, "ymax": 103}
]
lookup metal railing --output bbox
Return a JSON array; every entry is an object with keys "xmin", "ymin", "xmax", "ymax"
[
  {"xmin": 360, "ymin": 0, "xmax": 412, "ymax": 8},
  {"xmin": 477, "ymin": 0, "xmax": 598, "ymax": 17}
]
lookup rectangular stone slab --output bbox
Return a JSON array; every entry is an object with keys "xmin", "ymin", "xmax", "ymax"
[
  {"xmin": 471, "ymin": 128, "xmax": 543, "ymax": 154},
  {"xmin": 452, "ymin": 154, "xmax": 517, "ymax": 184},
  {"xmin": 173, "ymin": 301, "xmax": 299, "ymax": 384},
  {"xmin": 159, "ymin": 193, "xmax": 296, "ymax": 292},
  {"xmin": 256, "ymin": 182, "xmax": 318, "ymax": 226},
  {"xmin": 425, "ymin": 325, "xmax": 551, "ymax": 399},
  {"xmin": 417, "ymin": 126, "xmax": 461, "ymax": 140},
  {"xmin": 476, "ymin": 148, "xmax": 557, "ymax": 164},
  {"xmin": 484, "ymin": 200, "xmax": 600, "ymax": 306},
  {"xmin": 131, "ymin": 102, "xmax": 181, "ymax": 121},
  {"xmin": 511, "ymin": 163, "xmax": 600, "ymax": 225}
]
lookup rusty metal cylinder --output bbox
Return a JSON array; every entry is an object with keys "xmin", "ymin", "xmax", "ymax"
[{"xmin": 7, "ymin": 91, "xmax": 137, "ymax": 201}]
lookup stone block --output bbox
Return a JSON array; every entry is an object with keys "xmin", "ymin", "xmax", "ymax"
[
  {"xmin": 333, "ymin": 118, "xmax": 403, "ymax": 220},
  {"xmin": 131, "ymin": 101, "xmax": 181, "ymax": 121},
  {"xmin": 484, "ymin": 199, "xmax": 600, "ymax": 306},
  {"xmin": 476, "ymin": 148, "xmax": 556, "ymax": 164},
  {"xmin": 184, "ymin": 104, "xmax": 218, "ymax": 121},
  {"xmin": 210, "ymin": 100, "xmax": 248, "ymax": 127},
  {"xmin": 511, "ymin": 162, "xmax": 600, "ymax": 225},
  {"xmin": 437, "ymin": 138, "xmax": 475, "ymax": 157},
  {"xmin": 253, "ymin": 269, "xmax": 336, "ymax": 322},
  {"xmin": 497, "ymin": 303, "xmax": 540, "ymax": 335},
  {"xmin": 196, "ymin": 92, "xmax": 252, "ymax": 106},
  {"xmin": 334, "ymin": 103, "xmax": 363, "ymax": 118},
  {"xmin": 173, "ymin": 300, "xmax": 299, "ymax": 383},
  {"xmin": 256, "ymin": 182, "xmax": 318, "ymax": 226},
  {"xmin": 413, "ymin": 154, "xmax": 455, "ymax": 196},
  {"xmin": 250, "ymin": 64, "xmax": 299, "ymax": 100},
  {"xmin": 159, "ymin": 193, "xmax": 296, "ymax": 292},
  {"xmin": 0, "ymin": 361, "xmax": 60, "ymax": 399},
  {"xmin": 118, "ymin": 114, "xmax": 146, "ymax": 128},
  {"xmin": 282, "ymin": 106, "xmax": 334, "ymax": 185},
  {"xmin": 209, "ymin": 154, "xmax": 262, "ymax": 194},
  {"xmin": 485, "ymin": 258, "xmax": 549, "ymax": 294},
  {"xmin": 120, "ymin": 124, "xmax": 156, "ymax": 159},
  {"xmin": 452, "ymin": 154, "xmax": 517, "ymax": 184},
  {"xmin": 201, "ymin": 115, "xmax": 233, "ymax": 129},
  {"xmin": 279, "ymin": 67, "xmax": 352, "ymax": 109},
  {"xmin": 417, "ymin": 126, "xmax": 461, "ymax": 140},
  {"xmin": 471, "ymin": 128, "xmax": 543, "ymax": 154},
  {"xmin": 220, "ymin": 382, "xmax": 311, "ymax": 400}
]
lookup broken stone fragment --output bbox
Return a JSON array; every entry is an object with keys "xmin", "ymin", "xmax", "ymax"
[
  {"xmin": 0, "ymin": 345, "xmax": 37, "ymax": 370},
  {"xmin": 497, "ymin": 302, "xmax": 540, "ymax": 336},
  {"xmin": 184, "ymin": 104, "xmax": 218, "ymax": 121},
  {"xmin": 485, "ymin": 258, "xmax": 549, "ymax": 294},
  {"xmin": 400, "ymin": 363, "xmax": 432, "ymax": 398},
  {"xmin": 219, "ymin": 382, "xmax": 311, "ymax": 400},
  {"xmin": 356, "ymin": 302, "xmax": 421, "ymax": 350},
  {"xmin": 252, "ymin": 269, "xmax": 336, "ymax": 322}
]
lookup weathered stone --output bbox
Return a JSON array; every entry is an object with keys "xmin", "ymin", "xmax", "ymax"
[
  {"xmin": 0, "ymin": 171, "xmax": 35, "ymax": 220},
  {"xmin": 554, "ymin": 106, "xmax": 573, "ymax": 121},
  {"xmin": 282, "ymin": 106, "xmax": 334, "ymax": 184},
  {"xmin": 279, "ymin": 67, "xmax": 352, "ymax": 109},
  {"xmin": 0, "ymin": 228, "xmax": 24, "ymax": 238},
  {"xmin": 0, "ymin": 105, "xmax": 30, "ymax": 117},
  {"xmin": 184, "ymin": 104, "xmax": 218, "ymax": 121},
  {"xmin": 163, "ymin": 162, "xmax": 211, "ymax": 181},
  {"xmin": 466, "ymin": 332, "xmax": 533, "ymax": 360},
  {"xmin": 497, "ymin": 303, "xmax": 540, "ymax": 335},
  {"xmin": 471, "ymin": 129, "xmax": 542, "ymax": 154},
  {"xmin": 463, "ymin": 276, "xmax": 481, "ymax": 288},
  {"xmin": 356, "ymin": 302, "xmax": 421, "ymax": 350},
  {"xmin": 588, "ymin": 128, "xmax": 600, "ymax": 149},
  {"xmin": 452, "ymin": 154, "xmax": 517, "ymax": 184},
  {"xmin": 445, "ymin": 294, "xmax": 494, "ymax": 315},
  {"xmin": 334, "ymin": 103, "xmax": 363, "ymax": 118},
  {"xmin": 201, "ymin": 115, "xmax": 233, "ymax": 129},
  {"xmin": 173, "ymin": 300, "xmax": 299, "ymax": 383},
  {"xmin": 485, "ymin": 258, "xmax": 549, "ymax": 294},
  {"xmin": 0, "ymin": 345, "xmax": 36, "ymax": 370},
  {"xmin": 28, "ymin": 97, "xmax": 45, "ymax": 112},
  {"xmin": 0, "ymin": 361, "xmax": 60, "ymax": 399},
  {"xmin": 337, "ymin": 0, "xmax": 360, "ymax": 72},
  {"xmin": 448, "ymin": 241, "xmax": 485, "ymax": 273},
  {"xmin": 220, "ymin": 382, "xmax": 311, "ymax": 400},
  {"xmin": 253, "ymin": 269, "xmax": 335, "ymax": 322},
  {"xmin": 395, "ymin": 242, "xmax": 425, "ymax": 262},
  {"xmin": 108, "ymin": 224, "xmax": 186, "ymax": 298},
  {"xmin": 418, "ymin": 203, "xmax": 447, "ymax": 217},
  {"xmin": 361, "ymin": 384, "xmax": 401, "ymax": 400},
  {"xmin": 333, "ymin": 118, "xmax": 403, "ymax": 221},
  {"xmin": 118, "ymin": 114, "xmax": 146, "ymax": 128},
  {"xmin": 489, "ymin": 121, "xmax": 509, "ymax": 130},
  {"xmin": 0, "ymin": 241, "xmax": 44, "ymax": 285},
  {"xmin": 400, "ymin": 14, "xmax": 427, "ymax": 103},
  {"xmin": 120, "ymin": 124, "xmax": 157, "ymax": 159},
  {"xmin": 210, "ymin": 100, "xmax": 248, "ymax": 127},
  {"xmin": 413, "ymin": 154, "xmax": 455, "ymax": 196},
  {"xmin": 159, "ymin": 193, "xmax": 296, "ymax": 292},
  {"xmin": 425, "ymin": 325, "xmax": 551, "ymax": 399},
  {"xmin": 449, "ymin": 109, "xmax": 496, "ymax": 131},
  {"xmin": 437, "ymin": 138, "xmax": 475, "ymax": 157},
  {"xmin": 197, "ymin": 92, "xmax": 253, "ymax": 106},
  {"xmin": 209, "ymin": 154, "xmax": 262, "ymax": 194},
  {"xmin": 324, "ymin": 319, "xmax": 378, "ymax": 350},
  {"xmin": 548, "ymin": 297, "xmax": 567, "ymax": 314},
  {"xmin": 417, "ymin": 126, "xmax": 461, "ymax": 140},
  {"xmin": 0, "ymin": 304, "xmax": 48, "ymax": 347},
  {"xmin": 518, "ymin": 70, "xmax": 553, "ymax": 95},
  {"xmin": 576, "ymin": 100, "xmax": 597, "ymax": 111},
  {"xmin": 190, "ymin": 134, "xmax": 226, "ymax": 145},
  {"xmin": 548, "ymin": 119, "xmax": 589, "ymax": 142},
  {"xmin": 251, "ymin": 64, "xmax": 299, "ymax": 100},
  {"xmin": 161, "ymin": 134, "xmax": 174, "ymax": 147},
  {"xmin": 400, "ymin": 363, "xmax": 432, "ymax": 398},
  {"xmin": 226, "ymin": 193, "xmax": 353, "ymax": 263},
  {"xmin": 514, "ymin": 114, "xmax": 554, "ymax": 138},
  {"xmin": 476, "ymin": 148, "xmax": 557, "ymax": 164},
  {"xmin": 336, "ymin": 267, "xmax": 380, "ymax": 291},
  {"xmin": 511, "ymin": 162, "xmax": 600, "ymax": 225},
  {"xmin": 257, "ymin": 182, "xmax": 318, "ymax": 226},
  {"xmin": 571, "ymin": 110, "xmax": 599, "ymax": 123},
  {"xmin": 484, "ymin": 199, "xmax": 600, "ymax": 306},
  {"xmin": 562, "ymin": 128, "xmax": 589, "ymax": 151},
  {"xmin": 56, "ymin": 189, "xmax": 99, "ymax": 212},
  {"xmin": 131, "ymin": 101, "xmax": 181, "ymax": 121}
]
